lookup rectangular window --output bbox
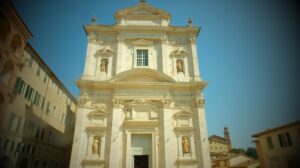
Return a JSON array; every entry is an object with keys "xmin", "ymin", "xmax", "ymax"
[
  {"xmin": 43, "ymin": 74, "xmax": 48, "ymax": 83},
  {"xmin": 28, "ymin": 56, "xmax": 33, "ymax": 67},
  {"xmin": 36, "ymin": 65, "xmax": 40, "ymax": 76},
  {"xmin": 33, "ymin": 91, "xmax": 38, "ymax": 104},
  {"xmin": 10, "ymin": 140, "xmax": 14, "ymax": 151},
  {"xmin": 24, "ymin": 85, "xmax": 30, "ymax": 99},
  {"xmin": 46, "ymin": 102, "xmax": 50, "ymax": 115},
  {"xmin": 28, "ymin": 87, "xmax": 34, "ymax": 101},
  {"xmin": 41, "ymin": 129, "xmax": 45, "ymax": 140},
  {"xmin": 16, "ymin": 143, "xmax": 21, "ymax": 152},
  {"xmin": 9, "ymin": 114, "xmax": 21, "ymax": 132},
  {"xmin": 278, "ymin": 132, "xmax": 293, "ymax": 147},
  {"xmin": 17, "ymin": 79, "xmax": 24, "ymax": 95},
  {"xmin": 136, "ymin": 49, "xmax": 148, "ymax": 66},
  {"xmin": 13, "ymin": 77, "xmax": 21, "ymax": 94},
  {"xmin": 41, "ymin": 97, "xmax": 45, "ymax": 110},
  {"xmin": 48, "ymin": 131, "xmax": 52, "ymax": 143},
  {"xmin": 266, "ymin": 136, "xmax": 274, "ymax": 149},
  {"xmin": 3, "ymin": 139, "xmax": 10, "ymax": 150}
]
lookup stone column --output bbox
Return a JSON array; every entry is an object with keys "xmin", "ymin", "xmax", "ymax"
[
  {"xmin": 189, "ymin": 36, "xmax": 201, "ymax": 81},
  {"xmin": 190, "ymin": 135, "xmax": 196, "ymax": 160},
  {"xmin": 177, "ymin": 135, "xmax": 183, "ymax": 160},
  {"xmin": 125, "ymin": 131, "xmax": 132, "ymax": 168},
  {"xmin": 100, "ymin": 135, "xmax": 105, "ymax": 160},
  {"xmin": 116, "ymin": 37, "xmax": 124, "ymax": 74},
  {"xmin": 195, "ymin": 104, "xmax": 211, "ymax": 167},
  {"xmin": 161, "ymin": 37, "xmax": 169, "ymax": 75},
  {"xmin": 108, "ymin": 100, "xmax": 124, "ymax": 168},
  {"xmin": 83, "ymin": 37, "xmax": 95, "ymax": 76},
  {"xmin": 69, "ymin": 107, "xmax": 88, "ymax": 167},
  {"xmin": 161, "ymin": 106, "xmax": 174, "ymax": 167}
]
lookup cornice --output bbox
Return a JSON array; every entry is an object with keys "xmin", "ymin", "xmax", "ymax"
[
  {"xmin": 84, "ymin": 25, "xmax": 200, "ymax": 36},
  {"xmin": 76, "ymin": 80, "xmax": 207, "ymax": 90}
]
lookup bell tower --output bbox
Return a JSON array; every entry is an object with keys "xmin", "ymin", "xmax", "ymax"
[{"xmin": 224, "ymin": 127, "xmax": 232, "ymax": 152}]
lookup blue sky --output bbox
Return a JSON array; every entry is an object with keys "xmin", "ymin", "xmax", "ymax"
[{"xmin": 12, "ymin": 0, "xmax": 300, "ymax": 148}]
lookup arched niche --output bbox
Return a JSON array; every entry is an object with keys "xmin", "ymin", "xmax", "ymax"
[
  {"xmin": 94, "ymin": 47, "xmax": 113, "ymax": 78},
  {"xmin": 170, "ymin": 48, "xmax": 190, "ymax": 78}
]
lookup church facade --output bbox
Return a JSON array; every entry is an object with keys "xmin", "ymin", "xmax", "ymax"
[{"xmin": 70, "ymin": 1, "xmax": 211, "ymax": 168}]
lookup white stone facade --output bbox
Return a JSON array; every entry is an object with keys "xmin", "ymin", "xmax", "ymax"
[{"xmin": 70, "ymin": 1, "xmax": 211, "ymax": 168}]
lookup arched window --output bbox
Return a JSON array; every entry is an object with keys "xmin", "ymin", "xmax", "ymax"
[
  {"xmin": 0, "ymin": 12, "xmax": 11, "ymax": 41},
  {"xmin": 0, "ymin": 60, "xmax": 14, "ymax": 84}
]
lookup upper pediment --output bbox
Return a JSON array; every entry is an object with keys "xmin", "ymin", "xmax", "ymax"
[
  {"xmin": 114, "ymin": 1, "xmax": 171, "ymax": 26},
  {"xmin": 131, "ymin": 39, "xmax": 154, "ymax": 46},
  {"xmin": 110, "ymin": 68, "xmax": 175, "ymax": 83}
]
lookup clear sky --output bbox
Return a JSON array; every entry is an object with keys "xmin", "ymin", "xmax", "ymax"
[{"xmin": 12, "ymin": 0, "xmax": 300, "ymax": 148}]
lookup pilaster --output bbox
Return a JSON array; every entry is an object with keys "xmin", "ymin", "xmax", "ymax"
[
  {"xmin": 108, "ymin": 100, "xmax": 124, "ymax": 168},
  {"xmin": 195, "ymin": 99, "xmax": 211, "ymax": 168},
  {"xmin": 83, "ymin": 41, "xmax": 95, "ymax": 76},
  {"xmin": 160, "ymin": 103, "xmax": 175, "ymax": 167},
  {"xmin": 189, "ymin": 36, "xmax": 201, "ymax": 81},
  {"xmin": 116, "ymin": 37, "xmax": 125, "ymax": 74},
  {"xmin": 69, "ymin": 107, "xmax": 88, "ymax": 167},
  {"xmin": 161, "ymin": 37, "xmax": 169, "ymax": 76}
]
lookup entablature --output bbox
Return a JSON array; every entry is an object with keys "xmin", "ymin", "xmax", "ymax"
[
  {"xmin": 76, "ymin": 79, "xmax": 207, "ymax": 90},
  {"xmin": 84, "ymin": 25, "xmax": 199, "ymax": 37}
]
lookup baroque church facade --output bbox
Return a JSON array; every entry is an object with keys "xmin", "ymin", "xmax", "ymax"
[{"xmin": 70, "ymin": 1, "xmax": 211, "ymax": 168}]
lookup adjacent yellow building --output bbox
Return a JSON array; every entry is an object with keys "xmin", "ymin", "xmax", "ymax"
[
  {"xmin": 0, "ymin": 0, "xmax": 32, "ymax": 125},
  {"xmin": 252, "ymin": 120, "xmax": 300, "ymax": 168},
  {"xmin": 1, "ymin": 2, "xmax": 77, "ymax": 167},
  {"xmin": 0, "ymin": 42, "xmax": 77, "ymax": 168},
  {"xmin": 209, "ymin": 127, "xmax": 232, "ymax": 156}
]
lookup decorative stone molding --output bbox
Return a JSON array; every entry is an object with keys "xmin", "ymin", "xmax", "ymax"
[
  {"xmin": 131, "ymin": 39, "xmax": 154, "ymax": 46},
  {"xmin": 94, "ymin": 47, "xmax": 113, "ymax": 57},
  {"xmin": 195, "ymin": 93, "xmax": 205, "ymax": 108},
  {"xmin": 87, "ymin": 32, "xmax": 97, "ymax": 43},
  {"xmin": 160, "ymin": 36, "xmax": 168, "ymax": 44},
  {"xmin": 162, "ymin": 94, "xmax": 174, "ymax": 108},
  {"xmin": 82, "ymin": 160, "xmax": 105, "ymax": 167},
  {"xmin": 87, "ymin": 109, "xmax": 108, "ymax": 127},
  {"xmin": 189, "ymin": 36, "xmax": 197, "ymax": 44},
  {"xmin": 124, "ymin": 98, "xmax": 158, "ymax": 121},
  {"xmin": 169, "ymin": 48, "xmax": 189, "ymax": 57},
  {"xmin": 112, "ymin": 99, "xmax": 124, "ymax": 108},
  {"xmin": 78, "ymin": 92, "xmax": 90, "ymax": 107},
  {"xmin": 173, "ymin": 111, "xmax": 194, "ymax": 128},
  {"xmin": 169, "ymin": 36, "xmax": 187, "ymax": 45},
  {"xmin": 96, "ymin": 35, "xmax": 116, "ymax": 44}
]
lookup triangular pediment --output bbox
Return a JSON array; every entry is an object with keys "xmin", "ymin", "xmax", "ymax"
[
  {"xmin": 110, "ymin": 68, "xmax": 175, "ymax": 83},
  {"xmin": 170, "ymin": 48, "xmax": 189, "ymax": 57},
  {"xmin": 116, "ymin": 3, "xmax": 169, "ymax": 16},
  {"xmin": 115, "ymin": 2, "xmax": 170, "ymax": 20},
  {"xmin": 128, "ymin": 8, "xmax": 159, "ymax": 15},
  {"xmin": 131, "ymin": 39, "xmax": 154, "ymax": 45}
]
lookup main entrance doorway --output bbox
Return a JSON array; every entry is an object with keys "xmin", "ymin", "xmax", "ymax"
[
  {"xmin": 131, "ymin": 134, "xmax": 151, "ymax": 168},
  {"xmin": 134, "ymin": 155, "xmax": 149, "ymax": 168}
]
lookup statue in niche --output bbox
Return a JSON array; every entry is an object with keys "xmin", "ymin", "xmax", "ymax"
[
  {"xmin": 176, "ymin": 59, "xmax": 184, "ymax": 73},
  {"xmin": 92, "ymin": 136, "xmax": 100, "ymax": 155},
  {"xmin": 182, "ymin": 136, "xmax": 190, "ymax": 154},
  {"xmin": 100, "ymin": 58, "xmax": 108, "ymax": 73}
]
